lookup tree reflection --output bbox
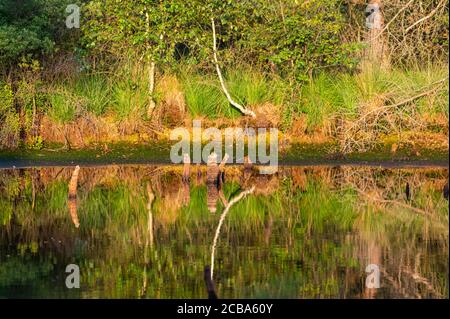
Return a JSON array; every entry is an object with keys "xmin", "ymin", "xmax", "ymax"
[{"xmin": 0, "ymin": 164, "xmax": 447, "ymax": 298}]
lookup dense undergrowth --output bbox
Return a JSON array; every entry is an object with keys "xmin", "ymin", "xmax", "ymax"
[{"xmin": 1, "ymin": 62, "xmax": 447, "ymax": 154}]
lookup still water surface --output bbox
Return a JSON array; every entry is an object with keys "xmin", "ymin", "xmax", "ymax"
[{"xmin": 0, "ymin": 164, "xmax": 448, "ymax": 298}]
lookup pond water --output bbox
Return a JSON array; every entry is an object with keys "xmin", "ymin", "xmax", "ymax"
[{"xmin": 0, "ymin": 164, "xmax": 448, "ymax": 298}]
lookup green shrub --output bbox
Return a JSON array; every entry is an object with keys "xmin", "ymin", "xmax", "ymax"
[
  {"xmin": 0, "ymin": 82, "xmax": 20, "ymax": 149},
  {"xmin": 0, "ymin": 82, "xmax": 14, "ymax": 113},
  {"xmin": 26, "ymin": 135, "xmax": 44, "ymax": 150}
]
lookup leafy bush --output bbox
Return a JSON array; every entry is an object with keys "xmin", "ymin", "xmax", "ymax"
[
  {"xmin": 26, "ymin": 135, "xmax": 44, "ymax": 150},
  {"xmin": 82, "ymin": 0, "xmax": 360, "ymax": 81},
  {"xmin": 0, "ymin": 82, "xmax": 20, "ymax": 149},
  {"xmin": 0, "ymin": 0, "xmax": 78, "ymax": 67}
]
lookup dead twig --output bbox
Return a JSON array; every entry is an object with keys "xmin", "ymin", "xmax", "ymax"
[
  {"xmin": 340, "ymin": 78, "xmax": 448, "ymax": 153},
  {"xmin": 405, "ymin": 0, "xmax": 446, "ymax": 33}
]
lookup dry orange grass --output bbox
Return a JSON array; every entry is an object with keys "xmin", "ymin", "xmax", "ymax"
[
  {"xmin": 251, "ymin": 102, "xmax": 282, "ymax": 128},
  {"xmin": 157, "ymin": 75, "xmax": 187, "ymax": 127}
]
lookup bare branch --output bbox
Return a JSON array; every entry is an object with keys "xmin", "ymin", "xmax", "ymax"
[
  {"xmin": 405, "ymin": 0, "xmax": 446, "ymax": 33},
  {"xmin": 369, "ymin": 0, "xmax": 414, "ymax": 42}
]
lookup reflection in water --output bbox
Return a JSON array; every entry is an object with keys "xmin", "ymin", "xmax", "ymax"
[
  {"xmin": 141, "ymin": 182, "xmax": 155, "ymax": 297},
  {"xmin": 364, "ymin": 240, "xmax": 381, "ymax": 299},
  {"xmin": 0, "ymin": 164, "xmax": 448, "ymax": 298},
  {"xmin": 444, "ymin": 182, "xmax": 449, "ymax": 200},
  {"xmin": 68, "ymin": 165, "xmax": 80, "ymax": 228},
  {"xmin": 204, "ymin": 265, "xmax": 217, "ymax": 299},
  {"xmin": 145, "ymin": 183, "xmax": 155, "ymax": 249},
  {"xmin": 210, "ymin": 186, "xmax": 255, "ymax": 280}
]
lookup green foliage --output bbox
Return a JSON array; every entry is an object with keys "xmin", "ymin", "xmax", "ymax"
[
  {"xmin": 81, "ymin": 0, "xmax": 360, "ymax": 80},
  {"xmin": 112, "ymin": 80, "xmax": 148, "ymax": 120},
  {"xmin": 0, "ymin": 24, "xmax": 53, "ymax": 68},
  {"xmin": 242, "ymin": 0, "xmax": 361, "ymax": 80},
  {"xmin": 0, "ymin": 82, "xmax": 20, "ymax": 149},
  {"xmin": 26, "ymin": 135, "xmax": 44, "ymax": 150},
  {"xmin": 0, "ymin": 0, "xmax": 77, "ymax": 68},
  {"xmin": 0, "ymin": 81, "xmax": 13, "ymax": 114},
  {"xmin": 226, "ymin": 68, "xmax": 287, "ymax": 106}
]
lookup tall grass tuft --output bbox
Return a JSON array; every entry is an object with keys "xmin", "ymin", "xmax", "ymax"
[
  {"xmin": 112, "ymin": 81, "xmax": 148, "ymax": 120},
  {"xmin": 179, "ymin": 66, "xmax": 289, "ymax": 119},
  {"xmin": 47, "ymin": 88, "xmax": 78, "ymax": 124},
  {"xmin": 290, "ymin": 64, "xmax": 449, "ymax": 131},
  {"xmin": 110, "ymin": 62, "xmax": 149, "ymax": 120},
  {"xmin": 181, "ymin": 73, "xmax": 231, "ymax": 119},
  {"xmin": 226, "ymin": 68, "xmax": 287, "ymax": 107},
  {"xmin": 74, "ymin": 74, "xmax": 111, "ymax": 116}
]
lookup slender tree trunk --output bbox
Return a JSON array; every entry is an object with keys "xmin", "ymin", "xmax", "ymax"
[
  {"xmin": 210, "ymin": 185, "xmax": 255, "ymax": 278},
  {"xmin": 145, "ymin": 10, "xmax": 157, "ymax": 119},
  {"xmin": 147, "ymin": 60, "xmax": 156, "ymax": 118},
  {"xmin": 146, "ymin": 183, "xmax": 154, "ymax": 248},
  {"xmin": 365, "ymin": 0, "xmax": 389, "ymax": 70}
]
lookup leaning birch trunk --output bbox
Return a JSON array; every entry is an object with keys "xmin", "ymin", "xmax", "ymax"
[
  {"xmin": 364, "ymin": 0, "xmax": 389, "ymax": 70},
  {"xmin": 146, "ymin": 11, "xmax": 156, "ymax": 118},
  {"xmin": 211, "ymin": 18, "xmax": 256, "ymax": 118},
  {"xmin": 68, "ymin": 165, "xmax": 80, "ymax": 228}
]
